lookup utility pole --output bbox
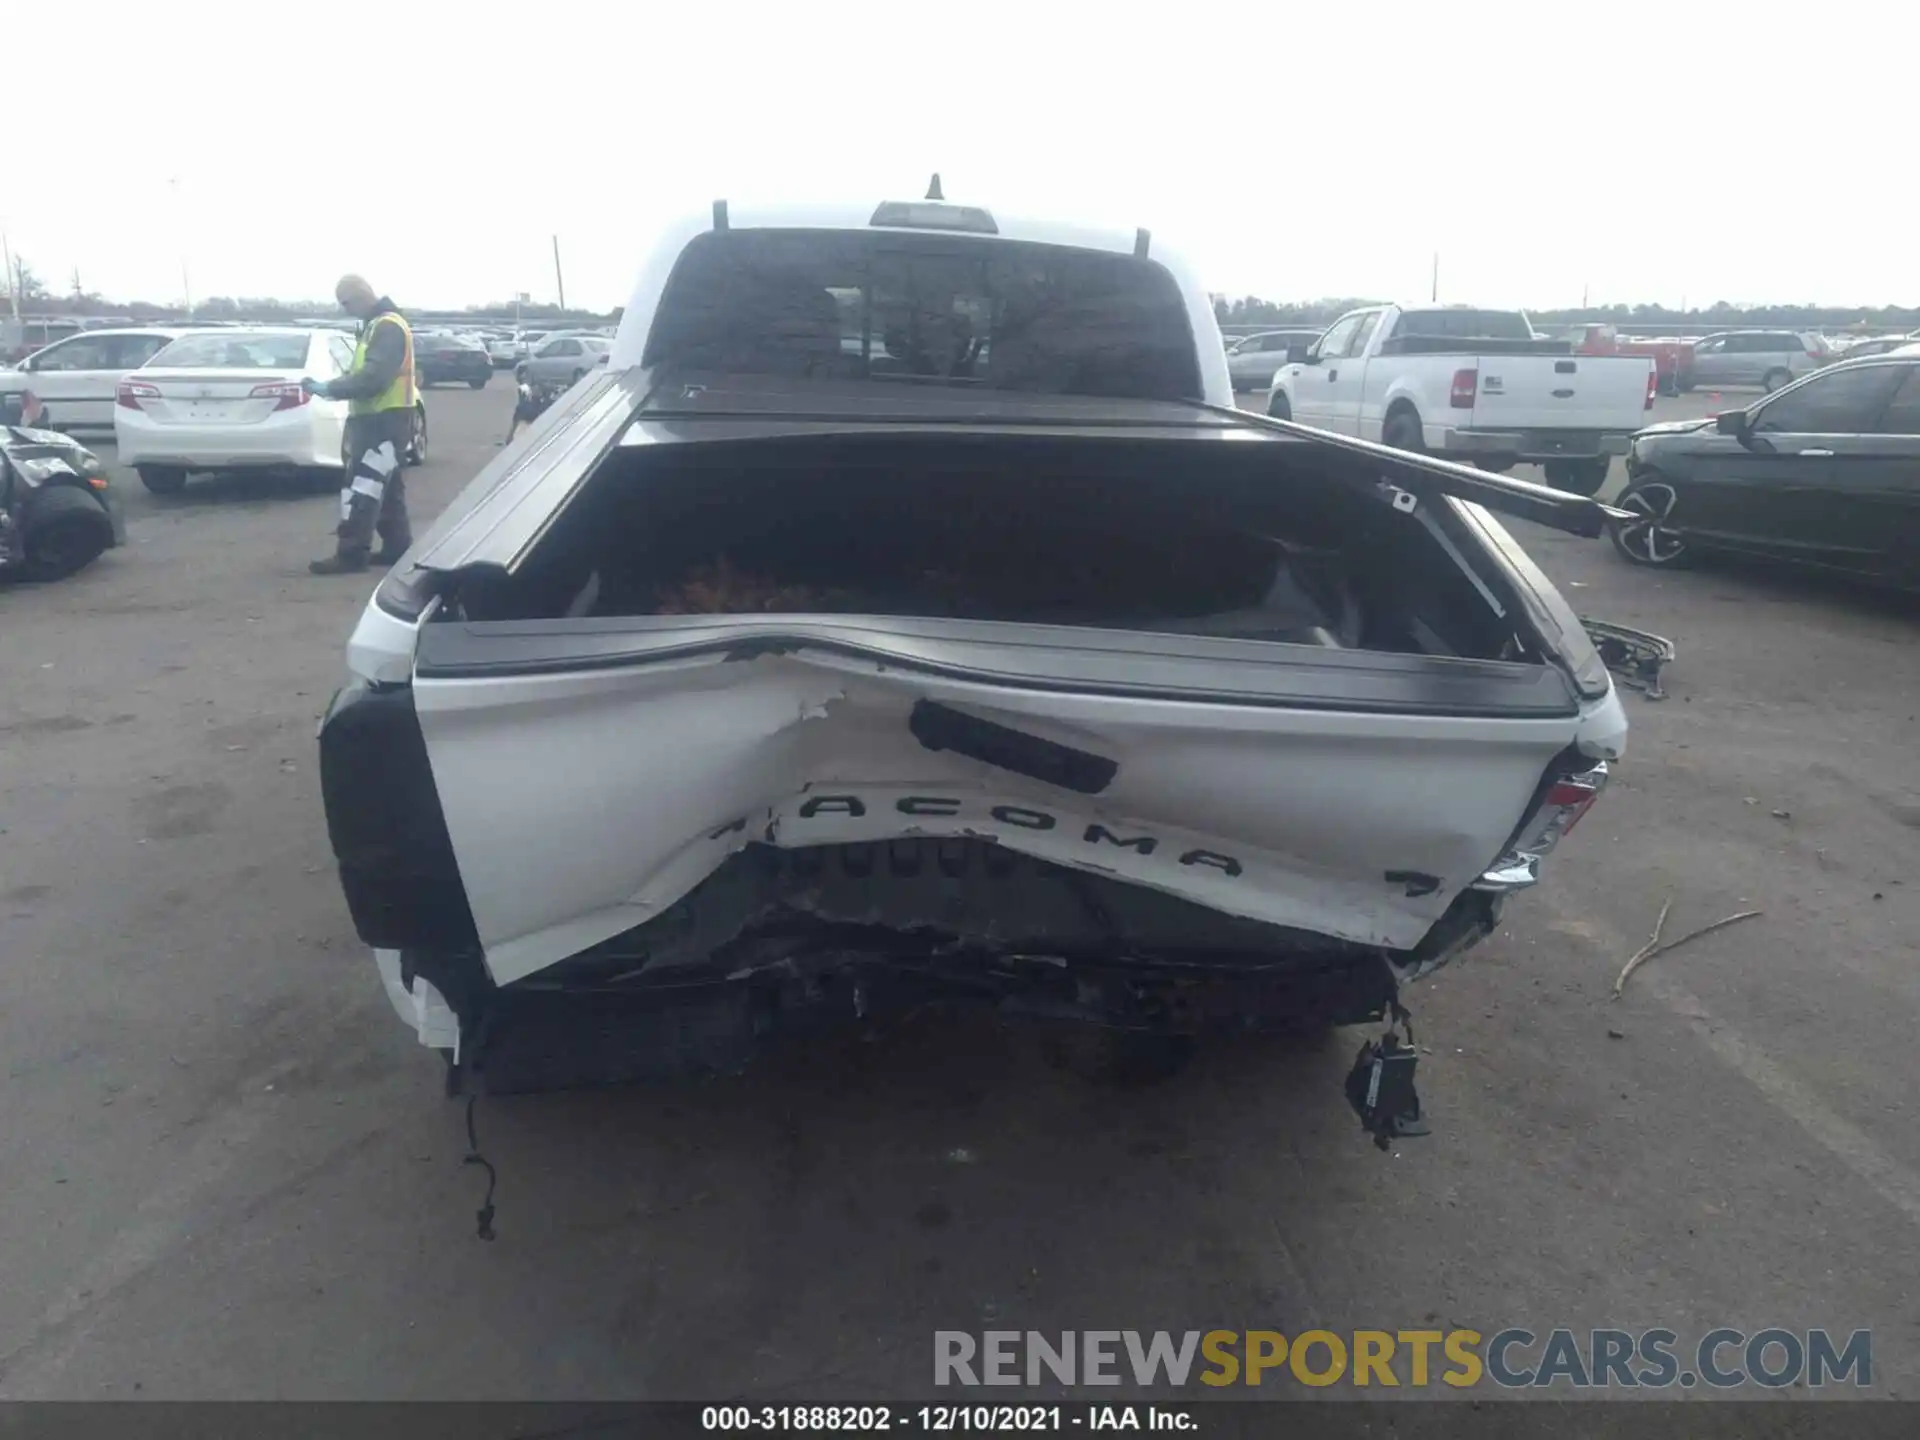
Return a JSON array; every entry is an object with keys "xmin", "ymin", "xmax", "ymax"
[
  {"xmin": 168, "ymin": 176, "xmax": 193, "ymax": 319},
  {"xmin": 1430, "ymin": 252, "xmax": 1439, "ymax": 303},
  {"xmin": 1582, "ymin": 281, "xmax": 1589, "ymax": 309},
  {"xmin": 552, "ymin": 235, "xmax": 566, "ymax": 312},
  {"xmin": 1, "ymin": 226, "xmax": 19, "ymax": 324}
]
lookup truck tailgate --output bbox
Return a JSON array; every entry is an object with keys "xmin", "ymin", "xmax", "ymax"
[
  {"xmin": 395, "ymin": 618, "xmax": 1587, "ymax": 985},
  {"xmin": 1470, "ymin": 354, "xmax": 1651, "ymax": 432}
]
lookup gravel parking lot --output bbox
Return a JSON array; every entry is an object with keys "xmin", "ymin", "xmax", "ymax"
[{"xmin": 2, "ymin": 380, "xmax": 1916, "ymax": 1402}]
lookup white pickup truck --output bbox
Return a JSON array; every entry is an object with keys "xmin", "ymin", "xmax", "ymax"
[
  {"xmin": 1265, "ymin": 304, "xmax": 1657, "ymax": 495},
  {"xmin": 321, "ymin": 192, "xmax": 1630, "ymax": 1152}
]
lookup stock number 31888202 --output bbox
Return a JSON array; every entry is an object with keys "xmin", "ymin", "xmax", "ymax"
[{"xmin": 701, "ymin": 1405, "xmax": 1067, "ymax": 1431}]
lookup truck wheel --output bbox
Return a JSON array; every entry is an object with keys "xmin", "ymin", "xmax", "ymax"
[
  {"xmin": 1472, "ymin": 457, "xmax": 1516, "ymax": 474},
  {"xmin": 467, "ymin": 375, "xmax": 488, "ymax": 390},
  {"xmin": 137, "ymin": 465, "xmax": 188, "ymax": 495},
  {"xmin": 1266, "ymin": 393, "xmax": 1293, "ymax": 421},
  {"xmin": 572, "ymin": 368, "xmax": 587, "ymax": 384},
  {"xmin": 1543, "ymin": 458, "xmax": 1611, "ymax": 496},
  {"xmin": 1762, "ymin": 368, "xmax": 1792, "ymax": 393},
  {"xmin": 22, "ymin": 487, "xmax": 114, "ymax": 581},
  {"xmin": 1610, "ymin": 478, "xmax": 1690, "ymax": 567},
  {"xmin": 1382, "ymin": 406, "xmax": 1424, "ymax": 454}
]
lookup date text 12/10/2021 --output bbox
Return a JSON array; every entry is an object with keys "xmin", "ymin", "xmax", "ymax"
[{"xmin": 703, "ymin": 1405, "xmax": 1194, "ymax": 1431}]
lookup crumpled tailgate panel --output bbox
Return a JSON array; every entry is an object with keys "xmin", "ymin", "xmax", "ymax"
[{"xmin": 411, "ymin": 648, "xmax": 1581, "ymax": 985}]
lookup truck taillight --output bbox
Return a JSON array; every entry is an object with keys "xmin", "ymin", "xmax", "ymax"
[
  {"xmin": 1449, "ymin": 367, "xmax": 1477, "ymax": 409},
  {"xmin": 1646, "ymin": 366, "xmax": 1658, "ymax": 410},
  {"xmin": 249, "ymin": 382, "xmax": 309, "ymax": 412},
  {"xmin": 1542, "ymin": 774, "xmax": 1606, "ymax": 835},
  {"xmin": 1474, "ymin": 762, "xmax": 1611, "ymax": 893},
  {"xmin": 117, "ymin": 380, "xmax": 159, "ymax": 410}
]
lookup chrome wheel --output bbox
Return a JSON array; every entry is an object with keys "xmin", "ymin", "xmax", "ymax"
[{"xmin": 1610, "ymin": 480, "xmax": 1689, "ymax": 566}]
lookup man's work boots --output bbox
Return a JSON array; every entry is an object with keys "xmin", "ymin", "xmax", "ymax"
[{"xmin": 309, "ymin": 545, "xmax": 406, "ymax": 575}]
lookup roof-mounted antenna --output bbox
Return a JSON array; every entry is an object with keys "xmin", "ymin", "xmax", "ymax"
[{"xmin": 926, "ymin": 173, "xmax": 945, "ymax": 201}]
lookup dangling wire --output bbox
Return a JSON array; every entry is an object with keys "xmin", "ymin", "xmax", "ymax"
[
  {"xmin": 1389, "ymin": 996, "xmax": 1416, "ymax": 1047},
  {"xmin": 463, "ymin": 1093, "xmax": 497, "ymax": 1242}
]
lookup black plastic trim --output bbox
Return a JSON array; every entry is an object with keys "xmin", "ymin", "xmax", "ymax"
[
  {"xmin": 318, "ymin": 680, "xmax": 479, "ymax": 951},
  {"xmin": 909, "ymin": 700, "xmax": 1118, "ymax": 794}
]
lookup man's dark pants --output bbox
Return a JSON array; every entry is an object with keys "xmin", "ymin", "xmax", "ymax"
[{"xmin": 336, "ymin": 409, "xmax": 414, "ymax": 559}]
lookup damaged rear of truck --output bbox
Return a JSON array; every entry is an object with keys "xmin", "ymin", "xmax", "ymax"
[{"xmin": 319, "ymin": 199, "xmax": 1627, "ymax": 1127}]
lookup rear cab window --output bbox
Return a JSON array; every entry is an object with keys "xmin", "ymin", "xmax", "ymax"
[
  {"xmin": 1387, "ymin": 309, "xmax": 1534, "ymax": 342},
  {"xmin": 641, "ymin": 228, "xmax": 1203, "ymax": 401}
]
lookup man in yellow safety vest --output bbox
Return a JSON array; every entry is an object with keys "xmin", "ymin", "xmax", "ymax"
[{"xmin": 303, "ymin": 274, "xmax": 416, "ymax": 574}]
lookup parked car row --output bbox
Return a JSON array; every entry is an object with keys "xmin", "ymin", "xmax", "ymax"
[
  {"xmin": 1228, "ymin": 322, "xmax": 1854, "ymax": 400},
  {"xmin": 0, "ymin": 323, "xmax": 428, "ymax": 498},
  {"xmin": 0, "ymin": 316, "xmax": 90, "ymax": 365},
  {"xmin": 1830, "ymin": 332, "xmax": 1920, "ymax": 360}
]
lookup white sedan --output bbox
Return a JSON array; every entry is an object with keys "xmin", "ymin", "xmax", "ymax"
[
  {"xmin": 115, "ymin": 327, "xmax": 418, "ymax": 495},
  {"xmin": 0, "ymin": 326, "xmax": 193, "ymax": 432}
]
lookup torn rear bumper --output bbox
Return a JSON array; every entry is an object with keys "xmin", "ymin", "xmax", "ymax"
[{"xmin": 364, "ymin": 835, "xmax": 1512, "ymax": 1093}]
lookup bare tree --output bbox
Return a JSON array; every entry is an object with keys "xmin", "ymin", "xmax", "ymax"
[{"xmin": 2, "ymin": 256, "xmax": 49, "ymax": 304}]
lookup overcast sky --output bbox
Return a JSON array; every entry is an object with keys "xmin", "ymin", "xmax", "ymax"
[{"xmin": 5, "ymin": 1, "xmax": 1902, "ymax": 314}]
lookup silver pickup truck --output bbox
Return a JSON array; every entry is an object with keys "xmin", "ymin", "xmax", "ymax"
[{"xmin": 1267, "ymin": 303, "xmax": 1657, "ymax": 495}]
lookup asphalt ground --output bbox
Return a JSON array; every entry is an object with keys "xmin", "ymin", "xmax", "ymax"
[{"xmin": 0, "ymin": 376, "xmax": 1915, "ymax": 1404}]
